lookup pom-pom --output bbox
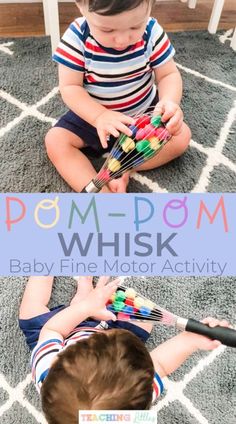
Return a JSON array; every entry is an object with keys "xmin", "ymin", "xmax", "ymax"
[
  {"xmin": 113, "ymin": 301, "xmax": 125, "ymax": 311},
  {"xmin": 140, "ymin": 306, "xmax": 151, "ymax": 317},
  {"xmin": 115, "ymin": 290, "xmax": 126, "ymax": 301},
  {"xmin": 136, "ymin": 140, "xmax": 154, "ymax": 158},
  {"xmin": 135, "ymin": 115, "xmax": 151, "ymax": 128},
  {"xmin": 151, "ymin": 115, "xmax": 162, "ymax": 127},
  {"xmin": 117, "ymin": 312, "xmax": 130, "ymax": 320},
  {"xmin": 144, "ymin": 300, "xmax": 155, "ymax": 309},
  {"xmin": 143, "ymin": 123, "xmax": 156, "ymax": 138},
  {"xmin": 97, "ymin": 168, "xmax": 110, "ymax": 182},
  {"xmin": 121, "ymin": 137, "xmax": 135, "ymax": 153},
  {"xmin": 134, "ymin": 296, "xmax": 146, "ymax": 309},
  {"xmin": 125, "ymin": 298, "xmax": 134, "ymax": 306},
  {"xmin": 123, "ymin": 305, "xmax": 134, "ymax": 314},
  {"xmin": 108, "ymin": 158, "xmax": 121, "ymax": 172},
  {"xmin": 125, "ymin": 288, "xmax": 136, "ymax": 299},
  {"xmin": 149, "ymin": 136, "xmax": 162, "ymax": 151}
]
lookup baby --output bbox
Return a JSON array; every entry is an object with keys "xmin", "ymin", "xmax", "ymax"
[
  {"xmin": 19, "ymin": 276, "xmax": 228, "ymax": 424},
  {"xmin": 45, "ymin": 0, "xmax": 191, "ymax": 192}
]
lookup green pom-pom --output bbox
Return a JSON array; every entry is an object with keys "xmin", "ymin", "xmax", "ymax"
[
  {"xmin": 115, "ymin": 290, "xmax": 126, "ymax": 301},
  {"xmin": 113, "ymin": 301, "xmax": 125, "ymax": 311},
  {"xmin": 136, "ymin": 140, "xmax": 155, "ymax": 158},
  {"xmin": 118, "ymin": 134, "xmax": 128, "ymax": 145},
  {"xmin": 151, "ymin": 115, "xmax": 162, "ymax": 127}
]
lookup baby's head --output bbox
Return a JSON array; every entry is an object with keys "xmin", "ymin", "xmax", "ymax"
[
  {"xmin": 75, "ymin": 0, "xmax": 155, "ymax": 50},
  {"xmin": 76, "ymin": 0, "xmax": 154, "ymax": 15},
  {"xmin": 41, "ymin": 329, "xmax": 155, "ymax": 424}
]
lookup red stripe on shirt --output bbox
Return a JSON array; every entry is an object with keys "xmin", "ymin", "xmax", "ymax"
[
  {"xmin": 105, "ymin": 85, "xmax": 152, "ymax": 109},
  {"xmin": 150, "ymin": 39, "xmax": 170, "ymax": 62},
  {"xmin": 130, "ymin": 40, "xmax": 145, "ymax": 51},
  {"xmin": 153, "ymin": 381, "xmax": 160, "ymax": 397},
  {"xmin": 85, "ymin": 41, "xmax": 106, "ymax": 53},
  {"xmin": 32, "ymin": 341, "xmax": 62, "ymax": 364},
  {"xmin": 56, "ymin": 47, "xmax": 85, "ymax": 67}
]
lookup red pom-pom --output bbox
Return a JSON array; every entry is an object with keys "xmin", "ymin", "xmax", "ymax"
[
  {"xmin": 125, "ymin": 298, "xmax": 134, "ymax": 306},
  {"xmin": 135, "ymin": 115, "xmax": 151, "ymax": 129}
]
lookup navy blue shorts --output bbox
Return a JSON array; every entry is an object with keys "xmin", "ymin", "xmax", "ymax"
[
  {"xmin": 19, "ymin": 305, "xmax": 151, "ymax": 351},
  {"xmin": 55, "ymin": 111, "xmax": 116, "ymax": 157},
  {"xmin": 54, "ymin": 96, "xmax": 158, "ymax": 156}
]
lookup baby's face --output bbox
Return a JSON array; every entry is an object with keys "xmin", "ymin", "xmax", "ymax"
[{"xmin": 77, "ymin": 2, "xmax": 151, "ymax": 50}]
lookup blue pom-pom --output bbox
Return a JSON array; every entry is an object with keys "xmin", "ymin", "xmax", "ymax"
[
  {"xmin": 129, "ymin": 125, "xmax": 138, "ymax": 137},
  {"xmin": 140, "ymin": 306, "xmax": 151, "ymax": 317},
  {"xmin": 124, "ymin": 305, "xmax": 134, "ymax": 314},
  {"xmin": 111, "ymin": 148, "xmax": 122, "ymax": 159}
]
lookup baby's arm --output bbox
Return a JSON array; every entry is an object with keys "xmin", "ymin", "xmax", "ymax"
[
  {"xmin": 59, "ymin": 64, "xmax": 106, "ymax": 128},
  {"xmin": 58, "ymin": 65, "xmax": 134, "ymax": 147},
  {"xmin": 38, "ymin": 277, "xmax": 118, "ymax": 343},
  {"xmin": 154, "ymin": 59, "xmax": 184, "ymax": 136},
  {"xmin": 155, "ymin": 59, "xmax": 182, "ymax": 105},
  {"xmin": 150, "ymin": 317, "xmax": 229, "ymax": 377}
]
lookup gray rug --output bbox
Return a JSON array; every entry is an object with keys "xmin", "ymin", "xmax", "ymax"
[
  {"xmin": 0, "ymin": 31, "xmax": 236, "ymax": 192},
  {"xmin": 0, "ymin": 276, "xmax": 235, "ymax": 423}
]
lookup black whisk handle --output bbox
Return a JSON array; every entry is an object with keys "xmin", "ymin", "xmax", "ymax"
[{"xmin": 186, "ymin": 319, "xmax": 236, "ymax": 348}]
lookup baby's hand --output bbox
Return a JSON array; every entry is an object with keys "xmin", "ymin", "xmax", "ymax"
[
  {"xmin": 154, "ymin": 100, "xmax": 183, "ymax": 136},
  {"xmin": 86, "ymin": 276, "xmax": 119, "ymax": 321},
  {"xmin": 95, "ymin": 110, "xmax": 135, "ymax": 148},
  {"xmin": 186, "ymin": 317, "xmax": 230, "ymax": 351}
]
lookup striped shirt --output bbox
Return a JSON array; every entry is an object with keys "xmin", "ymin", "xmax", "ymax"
[
  {"xmin": 53, "ymin": 17, "xmax": 175, "ymax": 116},
  {"xmin": 31, "ymin": 325, "xmax": 164, "ymax": 402}
]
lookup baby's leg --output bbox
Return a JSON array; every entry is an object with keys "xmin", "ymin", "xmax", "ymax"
[
  {"xmin": 134, "ymin": 122, "xmax": 191, "ymax": 172},
  {"xmin": 132, "ymin": 322, "xmax": 153, "ymax": 334},
  {"xmin": 19, "ymin": 276, "xmax": 54, "ymax": 319},
  {"xmin": 45, "ymin": 127, "xmax": 112, "ymax": 193},
  {"xmin": 70, "ymin": 276, "xmax": 94, "ymax": 305}
]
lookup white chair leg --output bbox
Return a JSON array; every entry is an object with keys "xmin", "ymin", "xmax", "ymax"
[
  {"xmin": 43, "ymin": 0, "xmax": 60, "ymax": 54},
  {"xmin": 208, "ymin": 0, "xmax": 225, "ymax": 34},
  {"xmin": 42, "ymin": 0, "xmax": 50, "ymax": 35},
  {"xmin": 188, "ymin": 0, "xmax": 197, "ymax": 9},
  {"xmin": 230, "ymin": 27, "xmax": 236, "ymax": 51}
]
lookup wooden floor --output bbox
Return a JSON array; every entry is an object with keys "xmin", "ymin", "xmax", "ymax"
[{"xmin": 0, "ymin": 0, "xmax": 235, "ymax": 37}]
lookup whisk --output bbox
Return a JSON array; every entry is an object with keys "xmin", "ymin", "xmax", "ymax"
[
  {"xmin": 106, "ymin": 285, "xmax": 236, "ymax": 348},
  {"xmin": 81, "ymin": 110, "xmax": 171, "ymax": 193}
]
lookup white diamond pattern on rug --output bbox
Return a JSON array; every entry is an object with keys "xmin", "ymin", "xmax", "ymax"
[
  {"xmin": 219, "ymin": 28, "xmax": 235, "ymax": 46},
  {"xmin": 0, "ymin": 31, "xmax": 236, "ymax": 423},
  {"xmin": 0, "ymin": 42, "xmax": 14, "ymax": 56},
  {"xmin": 0, "ymin": 276, "xmax": 235, "ymax": 424},
  {"xmin": 0, "ymin": 31, "xmax": 236, "ymax": 193}
]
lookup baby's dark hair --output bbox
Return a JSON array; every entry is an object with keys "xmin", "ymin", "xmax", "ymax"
[
  {"xmin": 41, "ymin": 329, "xmax": 154, "ymax": 424},
  {"xmin": 76, "ymin": 0, "xmax": 154, "ymax": 16}
]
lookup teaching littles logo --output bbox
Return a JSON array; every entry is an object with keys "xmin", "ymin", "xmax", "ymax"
[{"xmin": 79, "ymin": 410, "xmax": 157, "ymax": 423}]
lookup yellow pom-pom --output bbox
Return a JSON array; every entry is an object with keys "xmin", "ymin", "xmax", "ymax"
[
  {"xmin": 121, "ymin": 137, "xmax": 135, "ymax": 153},
  {"xmin": 108, "ymin": 158, "xmax": 121, "ymax": 173},
  {"xmin": 149, "ymin": 136, "xmax": 161, "ymax": 151},
  {"xmin": 125, "ymin": 288, "xmax": 136, "ymax": 299},
  {"xmin": 134, "ymin": 296, "xmax": 145, "ymax": 309},
  {"xmin": 111, "ymin": 293, "xmax": 116, "ymax": 302},
  {"xmin": 145, "ymin": 300, "xmax": 155, "ymax": 309}
]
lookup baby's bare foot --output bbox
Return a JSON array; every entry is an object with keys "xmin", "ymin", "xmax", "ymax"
[{"xmin": 107, "ymin": 172, "xmax": 130, "ymax": 193}]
